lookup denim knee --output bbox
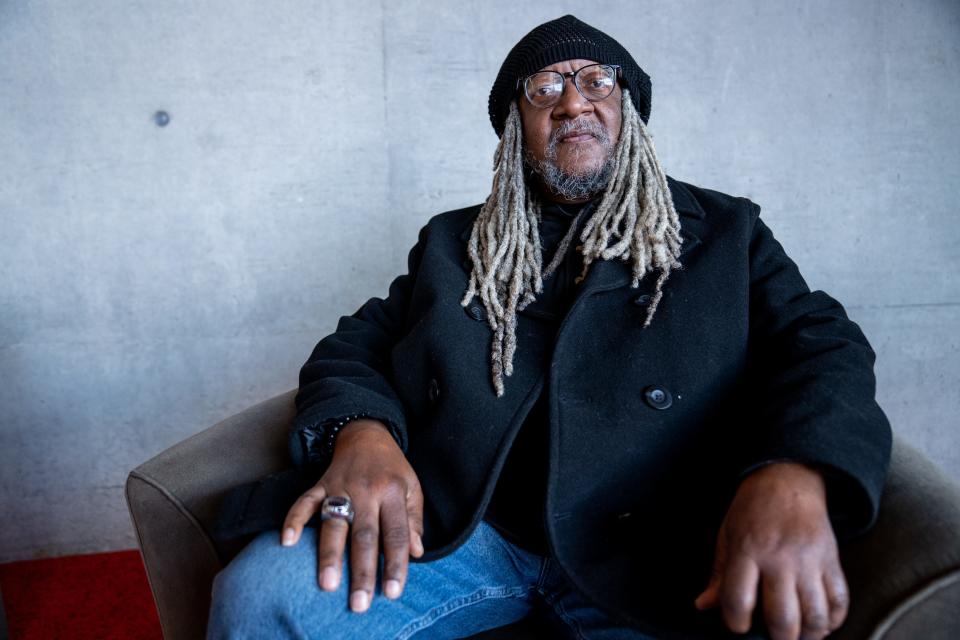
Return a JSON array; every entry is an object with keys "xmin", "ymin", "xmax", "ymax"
[{"xmin": 206, "ymin": 530, "xmax": 344, "ymax": 639}]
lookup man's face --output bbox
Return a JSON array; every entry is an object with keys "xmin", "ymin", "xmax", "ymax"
[{"xmin": 519, "ymin": 58, "xmax": 623, "ymax": 202}]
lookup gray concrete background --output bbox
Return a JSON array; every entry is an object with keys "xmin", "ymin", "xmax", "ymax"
[{"xmin": 0, "ymin": 0, "xmax": 957, "ymax": 561}]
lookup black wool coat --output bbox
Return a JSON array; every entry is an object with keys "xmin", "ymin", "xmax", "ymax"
[{"xmin": 285, "ymin": 175, "xmax": 892, "ymax": 638}]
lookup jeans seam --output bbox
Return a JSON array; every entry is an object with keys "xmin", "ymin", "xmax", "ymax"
[
  {"xmin": 535, "ymin": 556, "xmax": 550, "ymax": 589},
  {"xmin": 395, "ymin": 585, "xmax": 532, "ymax": 640},
  {"xmin": 547, "ymin": 596, "xmax": 589, "ymax": 640}
]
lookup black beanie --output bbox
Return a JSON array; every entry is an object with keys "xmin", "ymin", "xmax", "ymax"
[{"xmin": 488, "ymin": 15, "xmax": 652, "ymax": 138}]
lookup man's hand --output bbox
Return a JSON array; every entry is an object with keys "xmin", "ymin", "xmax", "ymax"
[
  {"xmin": 694, "ymin": 462, "xmax": 849, "ymax": 640},
  {"xmin": 280, "ymin": 419, "xmax": 425, "ymax": 613}
]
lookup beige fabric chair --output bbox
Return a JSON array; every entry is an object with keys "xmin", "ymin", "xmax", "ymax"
[{"xmin": 126, "ymin": 391, "xmax": 960, "ymax": 640}]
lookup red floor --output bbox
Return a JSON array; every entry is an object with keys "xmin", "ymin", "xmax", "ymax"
[{"xmin": 0, "ymin": 549, "xmax": 162, "ymax": 640}]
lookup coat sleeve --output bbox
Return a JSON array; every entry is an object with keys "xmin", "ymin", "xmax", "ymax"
[
  {"xmin": 736, "ymin": 208, "xmax": 892, "ymax": 541},
  {"xmin": 288, "ymin": 222, "xmax": 429, "ymax": 471}
]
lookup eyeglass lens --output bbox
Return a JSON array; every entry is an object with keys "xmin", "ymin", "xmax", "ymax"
[{"xmin": 524, "ymin": 64, "xmax": 617, "ymax": 108}]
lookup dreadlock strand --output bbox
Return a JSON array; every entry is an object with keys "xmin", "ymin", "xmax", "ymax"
[{"xmin": 602, "ymin": 121, "xmax": 642, "ymax": 260}]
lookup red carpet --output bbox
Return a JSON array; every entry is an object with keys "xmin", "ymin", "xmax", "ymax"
[{"xmin": 0, "ymin": 549, "xmax": 162, "ymax": 640}]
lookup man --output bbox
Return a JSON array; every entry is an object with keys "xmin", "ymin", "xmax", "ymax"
[{"xmin": 208, "ymin": 15, "xmax": 891, "ymax": 640}]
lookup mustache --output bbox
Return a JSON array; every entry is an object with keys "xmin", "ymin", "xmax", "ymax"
[{"xmin": 548, "ymin": 119, "xmax": 611, "ymax": 147}]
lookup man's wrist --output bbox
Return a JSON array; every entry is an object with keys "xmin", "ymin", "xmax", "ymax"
[
  {"xmin": 309, "ymin": 414, "xmax": 394, "ymax": 463},
  {"xmin": 334, "ymin": 418, "xmax": 395, "ymax": 454},
  {"xmin": 742, "ymin": 461, "xmax": 827, "ymax": 498}
]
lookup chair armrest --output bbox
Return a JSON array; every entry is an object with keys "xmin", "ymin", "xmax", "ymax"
[
  {"xmin": 125, "ymin": 390, "xmax": 296, "ymax": 640},
  {"xmin": 833, "ymin": 436, "xmax": 960, "ymax": 640}
]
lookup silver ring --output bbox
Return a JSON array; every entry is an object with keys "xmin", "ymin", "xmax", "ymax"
[{"xmin": 320, "ymin": 495, "xmax": 355, "ymax": 525}]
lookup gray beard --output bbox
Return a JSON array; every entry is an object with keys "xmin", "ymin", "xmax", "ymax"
[{"xmin": 525, "ymin": 120, "xmax": 615, "ymax": 201}]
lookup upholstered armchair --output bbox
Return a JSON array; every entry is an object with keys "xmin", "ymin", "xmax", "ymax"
[{"xmin": 126, "ymin": 391, "xmax": 960, "ymax": 639}]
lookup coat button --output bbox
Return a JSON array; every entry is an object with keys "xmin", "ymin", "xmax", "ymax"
[
  {"xmin": 632, "ymin": 294, "xmax": 651, "ymax": 306},
  {"xmin": 427, "ymin": 378, "xmax": 440, "ymax": 404},
  {"xmin": 465, "ymin": 303, "xmax": 485, "ymax": 322},
  {"xmin": 643, "ymin": 385, "xmax": 672, "ymax": 410}
]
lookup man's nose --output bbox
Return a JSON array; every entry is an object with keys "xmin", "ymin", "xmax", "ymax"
[{"xmin": 553, "ymin": 78, "xmax": 592, "ymax": 119}]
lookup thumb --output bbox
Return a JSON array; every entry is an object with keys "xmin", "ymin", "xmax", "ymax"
[
  {"xmin": 407, "ymin": 479, "xmax": 425, "ymax": 558},
  {"xmin": 695, "ymin": 527, "xmax": 728, "ymax": 611},
  {"xmin": 408, "ymin": 524, "xmax": 424, "ymax": 558},
  {"xmin": 695, "ymin": 576, "xmax": 720, "ymax": 610}
]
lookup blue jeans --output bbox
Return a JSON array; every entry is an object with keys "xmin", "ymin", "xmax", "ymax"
[{"xmin": 208, "ymin": 519, "xmax": 656, "ymax": 639}]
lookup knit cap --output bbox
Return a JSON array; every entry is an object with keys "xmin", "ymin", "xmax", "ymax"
[{"xmin": 488, "ymin": 14, "xmax": 652, "ymax": 137}]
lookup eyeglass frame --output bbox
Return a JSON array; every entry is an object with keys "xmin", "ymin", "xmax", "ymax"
[{"xmin": 516, "ymin": 63, "xmax": 622, "ymax": 108}]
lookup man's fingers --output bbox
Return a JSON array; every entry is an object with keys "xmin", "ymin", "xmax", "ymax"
[
  {"xmin": 316, "ymin": 504, "xmax": 351, "ymax": 592},
  {"xmin": 379, "ymin": 494, "xmax": 411, "ymax": 600},
  {"xmin": 348, "ymin": 501, "xmax": 381, "ymax": 613},
  {"xmin": 281, "ymin": 484, "xmax": 328, "ymax": 546},
  {"xmin": 797, "ymin": 572, "xmax": 831, "ymax": 640},
  {"xmin": 406, "ymin": 480, "xmax": 425, "ymax": 557},
  {"xmin": 762, "ymin": 572, "xmax": 801, "ymax": 640},
  {"xmin": 823, "ymin": 565, "xmax": 850, "ymax": 631},
  {"xmin": 718, "ymin": 554, "xmax": 759, "ymax": 634}
]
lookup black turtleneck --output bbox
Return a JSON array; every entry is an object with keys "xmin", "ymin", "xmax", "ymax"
[{"xmin": 482, "ymin": 198, "xmax": 596, "ymax": 556}]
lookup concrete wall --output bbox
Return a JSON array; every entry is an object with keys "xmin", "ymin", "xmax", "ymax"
[{"xmin": 1, "ymin": 0, "xmax": 957, "ymax": 561}]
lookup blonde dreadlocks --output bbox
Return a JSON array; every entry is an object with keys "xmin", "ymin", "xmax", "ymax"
[{"xmin": 460, "ymin": 89, "xmax": 683, "ymax": 397}]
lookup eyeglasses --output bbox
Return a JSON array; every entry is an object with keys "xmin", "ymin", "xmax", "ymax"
[{"xmin": 519, "ymin": 63, "xmax": 621, "ymax": 109}]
